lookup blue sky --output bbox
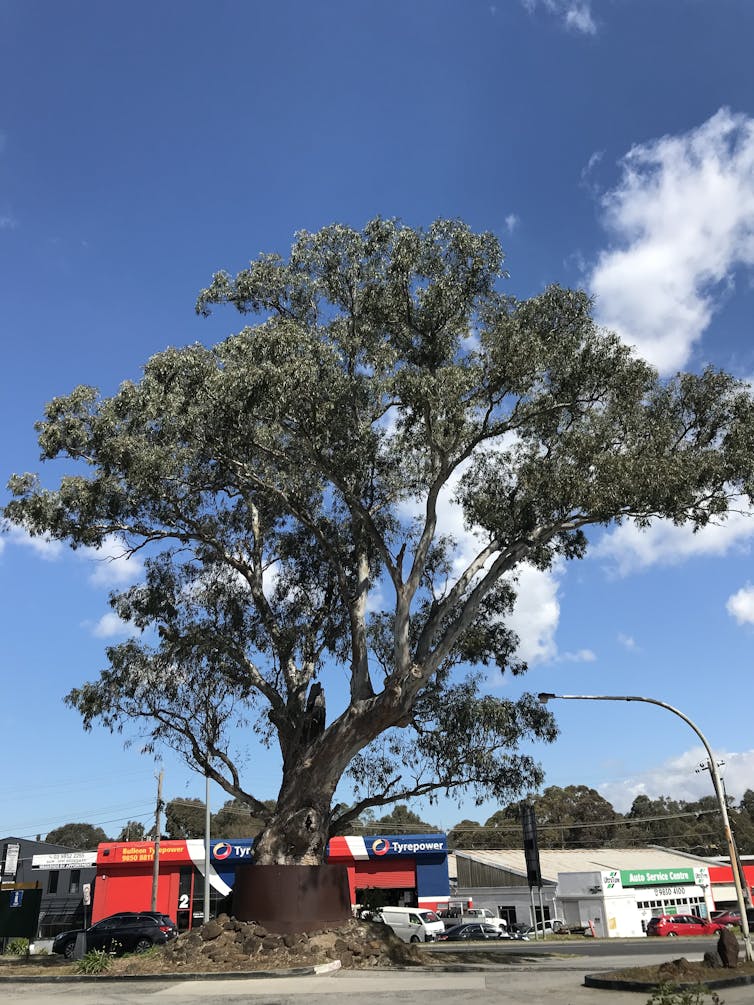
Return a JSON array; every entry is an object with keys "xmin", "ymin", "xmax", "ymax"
[{"xmin": 3, "ymin": 0, "xmax": 754, "ymax": 840}]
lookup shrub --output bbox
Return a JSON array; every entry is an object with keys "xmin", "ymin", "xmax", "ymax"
[
  {"xmin": 646, "ymin": 983, "xmax": 724, "ymax": 1005},
  {"xmin": 74, "ymin": 949, "xmax": 111, "ymax": 975},
  {"xmin": 4, "ymin": 938, "xmax": 29, "ymax": 956}
]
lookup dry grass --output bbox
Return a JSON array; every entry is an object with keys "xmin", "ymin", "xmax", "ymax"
[{"xmin": 599, "ymin": 956, "xmax": 754, "ymax": 987}]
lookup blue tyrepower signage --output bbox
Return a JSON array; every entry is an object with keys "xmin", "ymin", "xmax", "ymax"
[
  {"xmin": 364, "ymin": 835, "xmax": 447, "ymax": 857},
  {"xmin": 209, "ymin": 840, "xmax": 254, "ymax": 862}
]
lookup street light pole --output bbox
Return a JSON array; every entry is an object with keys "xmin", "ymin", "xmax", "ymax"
[
  {"xmin": 204, "ymin": 770, "xmax": 211, "ymax": 924},
  {"xmin": 537, "ymin": 692, "xmax": 753, "ymax": 961}
]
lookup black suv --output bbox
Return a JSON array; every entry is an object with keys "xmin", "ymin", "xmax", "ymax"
[{"xmin": 52, "ymin": 911, "xmax": 178, "ymax": 959}]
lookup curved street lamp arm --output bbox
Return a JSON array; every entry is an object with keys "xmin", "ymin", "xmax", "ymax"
[{"xmin": 537, "ymin": 692, "xmax": 753, "ymax": 961}]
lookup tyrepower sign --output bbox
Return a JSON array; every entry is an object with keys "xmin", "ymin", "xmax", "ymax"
[
  {"xmin": 210, "ymin": 841, "xmax": 253, "ymax": 862},
  {"xmin": 620, "ymin": 868, "xmax": 696, "ymax": 887},
  {"xmin": 326, "ymin": 834, "xmax": 448, "ymax": 861},
  {"xmin": 368, "ymin": 837, "xmax": 447, "ymax": 857}
]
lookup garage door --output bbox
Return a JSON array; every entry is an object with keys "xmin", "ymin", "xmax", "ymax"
[{"xmin": 354, "ymin": 858, "xmax": 415, "ymax": 889}]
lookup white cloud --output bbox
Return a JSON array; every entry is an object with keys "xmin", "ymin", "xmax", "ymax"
[
  {"xmin": 617, "ymin": 633, "xmax": 637, "ymax": 651},
  {"xmin": 83, "ymin": 536, "xmax": 143, "ymax": 587},
  {"xmin": 580, "ymin": 150, "xmax": 604, "ymax": 194},
  {"xmin": 599, "ymin": 746, "xmax": 754, "ymax": 813},
  {"xmin": 504, "ymin": 213, "xmax": 520, "ymax": 233},
  {"xmin": 564, "ymin": 3, "xmax": 595, "ymax": 35},
  {"xmin": 522, "ymin": 0, "xmax": 596, "ymax": 35},
  {"xmin": 0, "ymin": 213, "xmax": 17, "ymax": 230},
  {"xmin": 593, "ymin": 507, "xmax": 754, "ymax": 577},
  {"xmin": 87, "ymin": 612, "xmax": 140, "ymax": 639},
  {"xmin": 588, "ymin": 108, "xmax": 754, "ymax": 374},
  {"xmin": 3, "ymin": 524, "xmax": 64, "ymax": 560},
  {"xmin": 557, "ymin": 647, "xmax": 596, "ymax": 663},
  {"xmin": 506, "ymin": 562, "xmax": 562, "ymax": 665},
  {"xmin": 726, "ymin": 583, "xmax": 754, "ymax": 625},
  {"xmin": 3, "ymin": 526, "xmax": 143, "ymax": 586}
]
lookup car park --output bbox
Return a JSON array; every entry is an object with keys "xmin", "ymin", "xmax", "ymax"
[
  {"xmin": 52, "ymin": 911, "xmax": 178, "ymax": 959},
  {"xmin": 440, "ymin": 922, "xmax": 511, "ymax": 941},
  {"xmin": 646, "ymin": 914, "xmax": 724, "ymax": 937}
]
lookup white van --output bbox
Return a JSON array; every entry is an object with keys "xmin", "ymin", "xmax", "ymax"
[
  {"xmin": 437, "ymin": 907, "xmax": 507, "ymax": 932},
  {"xmin": 379, "ymin": 906, "xmax": 445, "ymax": 943}
]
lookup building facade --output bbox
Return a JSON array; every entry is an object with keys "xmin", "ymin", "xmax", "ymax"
[
  {"xmin": 0, "ymin": 836, "xmax": 96, "ymax": 938},
  {"xmin": 453, "ymin": 848, "xmax": 723, "ymax": 937},
  {"xmin": 93, "ymin": 834, "xmax": 450, "ymax": 930}
]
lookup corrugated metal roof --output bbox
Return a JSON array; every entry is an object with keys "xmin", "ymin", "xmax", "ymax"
[{"xmin": 453, "ymin": 847, "xmax": 708, "ymax": 883}]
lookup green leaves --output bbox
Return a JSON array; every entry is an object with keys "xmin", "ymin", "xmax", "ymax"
[{"xmin": 7, "ymin": 216, "xmax": 754, "ymax": 847}]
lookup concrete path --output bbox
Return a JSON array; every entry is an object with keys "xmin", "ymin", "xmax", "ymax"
[{"xmin": 2, "ymin": 952, "xmax": 752, "ymax": 1004}]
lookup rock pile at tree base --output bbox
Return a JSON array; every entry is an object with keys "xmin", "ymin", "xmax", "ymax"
[{"xmin": 109, "ymin": 914, "xmax": 425, "ymax": 975}]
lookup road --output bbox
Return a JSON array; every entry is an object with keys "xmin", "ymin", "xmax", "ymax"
[
  {"xmin": 1, "ymin": 966, "xmax": 753, "ymax": 1005},
  {"xmin": 2, "ymin": 940, "xmax": 753, "ymax": 1005},
  {"xmin": 426, "ymin": 934, "xmax": 726, "ymax": 960}
]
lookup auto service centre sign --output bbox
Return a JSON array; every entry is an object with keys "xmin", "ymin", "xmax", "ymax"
[{"xmin": 620, "ymin": 868, "xmax": 696, "ymax": 887}]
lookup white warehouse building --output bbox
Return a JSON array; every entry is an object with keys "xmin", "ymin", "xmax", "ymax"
[{"xmin": 451, "ymin": 848, "xmax": 717, "ymax": 938}]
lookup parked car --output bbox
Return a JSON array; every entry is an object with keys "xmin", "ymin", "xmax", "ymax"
[
  {"xmin": 437, "ymin": 907, "xmax": 507, "ymax": 932},
  {"xmin": 710, "ymin": 910, "xmax": 742, "ymax": 927},
  {"xmin": 440, "ymin": 922, "xmax": 511, "ymax": 941},
  {"xmin": 52, "ymin": 911, "xmax": 178, "ymax": 959},
  {"xmin": 646, "ymin": 914, "xmax": 724, "ymax": 938},
  {"xmin": 136, "ymin": 911, "xmax": 179, "ymax": 939},
  {"xmin": 517, "ymin": 919, "xmax": 566, "ymax": 937}
]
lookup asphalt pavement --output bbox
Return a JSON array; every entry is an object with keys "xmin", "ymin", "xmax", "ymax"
[{"xmin": 2, "ymin": 943, "xmax": 753, "ymax": 1004}]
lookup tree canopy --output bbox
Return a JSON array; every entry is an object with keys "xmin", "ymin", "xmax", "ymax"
[
  {"xmin": 45, "ymin": 822, "xmax": 110, "ymax": 850},
  {"xmin": 444, "ymin": 786, "xmax": 754, "ymax": 855},
  {"xmin": 7, "ymin": 217, "xmax": 754, "ymax": 865},
  {"xmin": 115, "ymin": 821, "xmax": 147, "ymax": 842},
  {"xmin": 372, "ymin": 803, "xmax": 440, "ymax": 834}
]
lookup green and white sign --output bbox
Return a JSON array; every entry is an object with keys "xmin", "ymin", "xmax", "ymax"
[{"xmin": 620, "ymin": 868, "xmax": 696, "ymax": 887}]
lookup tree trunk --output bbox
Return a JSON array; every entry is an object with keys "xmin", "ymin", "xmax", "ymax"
[
  {"xmin": 253, "ymin": 694, "xmax": 408, "ymax": 865},
  {"xmin": 252, "ymin": 773, "xmax": 336, "ymax": 865}
]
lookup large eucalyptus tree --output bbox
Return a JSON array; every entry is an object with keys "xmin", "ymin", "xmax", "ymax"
[{"xmin": 6, "ymin": 218, "xmax": 754, "ymax": 864}]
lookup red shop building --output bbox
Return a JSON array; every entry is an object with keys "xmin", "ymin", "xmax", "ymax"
[
  {"xmin": 93, "ymin": 835, "xmax": 449, "ymax": 930},
  {"xmin": 708, "ymin": 861, "xmax": 754, "ymax": 909}
]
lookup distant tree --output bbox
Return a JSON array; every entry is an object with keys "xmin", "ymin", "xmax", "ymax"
[
  {"xmin": 740, "ymin": 789, "xmax": 754, "ymax": 822},
  {"xmin": 164, "ymin": 798, "xmax": 206, "ymax": 839},
  {"xmin": 374, "ymin": 804, "xmax": 439, "ymax": 833},
  {"xmin": 624, "ymin": 794, "xmax": 684, "ymax": 847},
  {"xmin": 498, "ymin": 786, "xmax": 619, "ymax": 849},
  {"xmin": 448, "ymin": 819, "xmax": 487, "ymax": 849},
  {"xmin": 623, "ymin": 793, "xmax": 735, "ymax": 855},
  {"xmin": 115, "ymin": 820, "xmax": 147, "ymax": 842},
  {"xmin": 731, "ymin": 798, "xmax": 754, "ymax": 855},
  {"xmin": 45, "ymin": 822, "xmax": 109, "ymax": 849},
  {"xmin": 9, "ymin": 217, "xmax": 754, "ymax": 866},
  {"xmin": 212, "ymin": 798, "xmax": 274, "ymax": 839},
  {"xmin": 480, "ymin": 807, "xmax": 525, "ymax": 849},
  {"xmin": 330, "ymin": 803, "xmax": 376, "ymax": 834}
]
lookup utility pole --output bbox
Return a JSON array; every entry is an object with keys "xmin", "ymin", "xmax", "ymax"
[
  {"xmin": 151, "ymin": 768, "xmax": 164, "ymax": 911},
  {"xmin": 204, "ymin": 769, "xmax": 211, "ymax": 923},
  {"xmin": 697, "ymin": 760, "xmax": 753, "ymax": 909},
  {"xmin": 538, "ymin": 693, "xmax": 754, "ymax": 962}
]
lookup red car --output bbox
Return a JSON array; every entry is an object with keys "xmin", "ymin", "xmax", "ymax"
[
  {"xmin": 710, "ymin": 910, "xmax": 742, "ymax": 927},
  {"xmin": 646, "ymin": 914, "xmax": 724, "ymax": 937}
]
